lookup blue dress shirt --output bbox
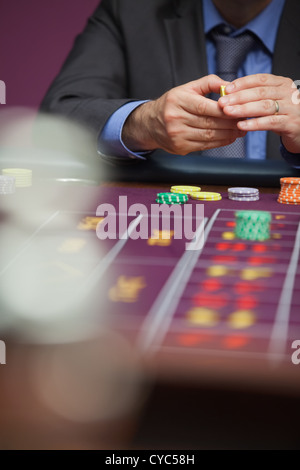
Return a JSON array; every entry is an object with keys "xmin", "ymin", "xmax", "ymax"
[
  {"xmin": 99, "ymin": 0, "xmax": 300, "ymax": 167},
  {"xmin": 203, "ymin": 0, "xmax": 285, "ymax": 161}
]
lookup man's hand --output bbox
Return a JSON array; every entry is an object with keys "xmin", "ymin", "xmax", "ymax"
[
  {"xmin": 219, "ymin": 74, "xmax": 300, "ymax": 154},
  {"xmin": 122, "ymin": 75, "xmax": 246, "ymax": 155}
]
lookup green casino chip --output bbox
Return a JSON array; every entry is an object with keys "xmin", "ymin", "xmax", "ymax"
[
  {"xmin": 156, "ymin": 192, "xmax": 189, "ymax": 204},
  {"xmin": 157, "ymin": 192, "xmax": 188, "ymax": 200},
  {"xmin": 235, "ymin": 210, "xmax": 272, "ymax": 222},
  {"xmin": 156, "ymin": 199, "xmax": 185, "ymax": 205},
  {"xmin": 157, "ymin": 197, "xmax": 188, "ymax": 202},
  {"xmin": 235, "ymin": 211, "xmax": 271, "ymax": 241}
]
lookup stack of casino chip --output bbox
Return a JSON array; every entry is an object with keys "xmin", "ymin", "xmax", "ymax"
[
  {"xmin": 156, "ymin": 192, "xmax": 189, "ymax": 204},
  {"xmin": 190, "ymin": 191, "xmax": 222, "ymax": 201},
  {"xmin": 0, "ymin": 175, "xmax": 16, "ymax": 195},
  {"xmin": 228, "ymin": 187, "xmax": 259, "ymax": 202},
  {"xmin": 278, "ymin": 177, "xmax": 300, "ymax": 205},
  {"xmin": 170, "ymin": 185, "xmax": 201, "ymax": 195},
  {"xmin": 1, "ymin": 169, "xmax": 32, "ymax": 188},
  {"xmin": 235, "ymin": 210, "xmax": 271, "ymax": 241}
]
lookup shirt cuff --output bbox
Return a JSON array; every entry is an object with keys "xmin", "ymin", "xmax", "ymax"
[
  {"xmin": 280, "ymin": 139, "xmax": 300, "ymax": 169},
  {"xmin": 98, "ymin": 100, "xmax": 151, "ymax": 160}
]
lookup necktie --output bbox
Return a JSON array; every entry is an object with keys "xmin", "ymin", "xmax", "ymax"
[{"xmin": 202, "ymin": 26, "xmax": 257, "ymax": 158}]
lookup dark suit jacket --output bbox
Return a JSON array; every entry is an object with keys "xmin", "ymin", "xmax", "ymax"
[{"xmin": 41, "ymin": 0, "xmax": 300, "ymax": 161}]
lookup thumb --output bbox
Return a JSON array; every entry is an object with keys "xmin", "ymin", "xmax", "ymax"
[{"xmin": 190, "ymin": 75, "xmax": 230, "ymax": 96}]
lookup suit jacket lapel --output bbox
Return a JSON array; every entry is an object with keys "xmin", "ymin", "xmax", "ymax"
[
  {"xmin": 164, "ymin": 0, "xmax": 208, "ymax": 87},
  {"xmin": 267, "ymin": 0, "xmax": 300, "ymax": 160}
]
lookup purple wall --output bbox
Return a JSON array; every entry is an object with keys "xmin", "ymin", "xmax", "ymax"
[{"xmin": 0, "ymin": 0, "xmax": 100, "ymax": 109}]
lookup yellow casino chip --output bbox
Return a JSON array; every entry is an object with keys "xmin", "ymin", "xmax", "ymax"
[
  {"xmin": 170, "ymin": 185, "xmax": 201, "ymax": 195},
  {"xmin": 190, "ymin": 191, "xmax": 222, "ymax": 201}
]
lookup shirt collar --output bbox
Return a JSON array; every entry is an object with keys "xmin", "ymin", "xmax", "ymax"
[{"xmin": 202, "ymin": 0, "xmax": 286, "ymax": 54}]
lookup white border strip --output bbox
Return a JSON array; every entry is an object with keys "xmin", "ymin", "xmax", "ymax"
[
  {"xmin": 137, "ymin": 210, "xmax": 220, "ymax": 352},
  {"xmin": 268, "ymin": 221, "xmax": 300, "ymax": 360},
  {"xmin": 83, "ymin": 214, "xmax": 143, "ymax": 291}
]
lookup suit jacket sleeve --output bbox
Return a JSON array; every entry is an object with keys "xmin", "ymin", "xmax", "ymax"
[{"xmin": 40, "ymin": 0, "xmax": 136, "ymax": 135}]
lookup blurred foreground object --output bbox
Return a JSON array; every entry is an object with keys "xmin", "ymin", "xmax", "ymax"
[
  {"xmin": 0, "ymin": 108, "xmax": 147, "ymax": 449},
  {"xmin": 0, "ymin": 107, "xmax": 105, "ymax": 184}
]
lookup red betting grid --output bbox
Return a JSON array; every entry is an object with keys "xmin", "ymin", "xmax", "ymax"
[
  {"xmin": 1, "ymin": 206, "xmax": 300, "ymax": 381},
  {"xmin": 139, "ymin": 209, "xmax": 300, "ymax": 367}
]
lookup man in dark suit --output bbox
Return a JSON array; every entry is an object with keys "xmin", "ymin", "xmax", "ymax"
[{"xmin": 41, "ymin": 0, "xmax": 300, "ymax": 165}]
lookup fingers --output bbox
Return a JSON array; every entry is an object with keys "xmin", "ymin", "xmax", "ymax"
[
  {"xmin": 187, "ymin": 127, "xmax": 246, "ymax": 142},
  {"xmin": 217, "ymin": 73, "xmax": 300, "ymax": 154},
  {"xmin": 190, "ymin": 74, "xmax": 230, "ymax": 96},
  {"xmin": 219, "ymin": 75, "xmax": 294, "ymax": 120},
  {"xmin": 225, "ymin": 73, "xmax": 285, "ymax": 93},
  {"xmin": 237, "ymin": 114, "xmax": 288, "ymax": 133},
  {"xmin": 163, "ymin": 74, "xmax": 300, "ymax": 154},
  {"xmin": 148, "ymin": 75, "xmax": 249, "ymax": 155},
  {"xmin": 222, "ymin": 99, "xmax": 287, "ymax": 119},
  {"xmin": 178, "ymin": 92, "xmax": 226, "ymax": 119},
  {"xmin": 168, "ymin": 138, "xmax": 239, "ymax": 155},
  {"xmin": 183, "ymin": 113, "xmax": 243, "ymax": 130},
  {"xmin": 164, "ymin": 123, "xmax": 246, "ymax": 155},
  {"xmin": 219, "ymin": 86, "xmax": 287, "ymax": 107},
  {"xmin": 177, "ymin": 75, "xmax": 233, "ymax": 119}
]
